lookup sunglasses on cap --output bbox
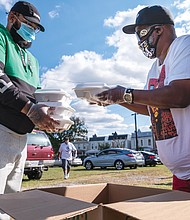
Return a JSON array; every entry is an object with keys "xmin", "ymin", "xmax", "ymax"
[
  {"xmin": 13, "ymin": 13, "xmax": 41, "ymax": 34},
  {"xmin": 135, "ymin": 24, "xmax": 163, "ymax": 42}
]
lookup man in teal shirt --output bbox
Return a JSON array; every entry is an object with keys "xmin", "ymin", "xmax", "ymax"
[{"xmin": 0, "ymin": 0, "xmax": 59, "ymax": 203}]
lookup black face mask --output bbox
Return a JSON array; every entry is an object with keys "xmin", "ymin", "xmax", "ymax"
[
  {"xmin": 139, "ymin": 36, "xmax": 160, "ymax": 59},
  {"xmin": 137, "ymin": 26, "xmax": 160, "ymax": 59},
  {"xmin": 10, "ymin": 24, "xmax": 32, "ymax": 49}
]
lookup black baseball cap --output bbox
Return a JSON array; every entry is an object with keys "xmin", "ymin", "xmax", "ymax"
[
  {"xmin": 123, "ymin": 5, "xmax": 174, "ymax": 34},
  {"xmin": 10, "ymin": 1, "xmax": 45, "ymax": 32},
  {"xmin": 64, "ymin": 137, "xmax": 69, "ymax": 141}
]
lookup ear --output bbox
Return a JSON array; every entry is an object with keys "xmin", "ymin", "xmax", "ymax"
[
  {"xmin": 155, "ymin": 26, "xmax": 163, "ymax": 36},
  {"xmin": 7, "ymin": 11, "xmax": 16, "ymax": 23},
  {"xmin": 6, "ymin": 12, "xmax": 18, "ymax": 31}
]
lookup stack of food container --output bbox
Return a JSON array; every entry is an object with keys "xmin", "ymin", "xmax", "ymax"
[
  {"xmin": 73, "ymin": 82, "xmax": 110, "ymax": 105},
  {"xmin": 34, "ymin": 89, "xmax": 75, "ymax": 130}
]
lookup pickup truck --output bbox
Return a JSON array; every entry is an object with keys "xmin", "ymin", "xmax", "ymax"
[{"xmin": 24, "ymin": 130, "xmax": 54, "ymax": 180}]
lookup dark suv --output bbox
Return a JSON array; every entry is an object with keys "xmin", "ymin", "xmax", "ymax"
[
  {"xmin": 140, "ymin": 151, "xmax": 158, "ymax": 167},
  {"xmin": 24, "ymin": 130, "xmax": 54, "ymax": 180}
]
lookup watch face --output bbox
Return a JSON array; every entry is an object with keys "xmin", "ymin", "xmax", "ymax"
[{"xmin": 123, "ymin": 93, "xmax": 133, "ymax": 104}]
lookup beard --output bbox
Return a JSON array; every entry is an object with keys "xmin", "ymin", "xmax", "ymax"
[{"xmin": 9, "ymin": 24, "xmax": 32, "ymax": 49}]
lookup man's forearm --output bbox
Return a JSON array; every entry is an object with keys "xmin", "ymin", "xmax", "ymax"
[
  {"xmin": 120, "ymin": 102, "xmax": 149, "ymax": 115},
  {"xmin": 133, "ymin": 80, "xmax": 190, "ymax": 109},
  {"xmin": 58, "ymin": 152, "xmax": 61, "ymax": 159}
]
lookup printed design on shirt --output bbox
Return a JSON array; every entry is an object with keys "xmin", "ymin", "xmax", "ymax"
[
  {"xmin": 66, "ymin": 145, "xmax": 70, "ymax": 152},
  {"xmin": 148, "ymin": 65, "xmax": 177, "ymax": 141}
]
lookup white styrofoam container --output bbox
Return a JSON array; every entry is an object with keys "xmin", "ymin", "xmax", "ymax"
[
  {"xmin": 48, "ymin": 106, "xmax": 75, "ymax": 118},
  {"xmin": 38, "ymin": 101, "xmax": 70, "ymax": 107},
  {"xmin": 34, "ymin": 89, "xmax": 71, "ymax": 103},
  {"xmin": 73, "ymin": 83, "xmax": 110, "ymax": 104},
  {"xmin": 53, "ymin": 117, "xmax": 74, "ymax": 130}
]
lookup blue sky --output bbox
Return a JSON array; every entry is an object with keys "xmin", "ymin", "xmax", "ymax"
[{"xmin": 0, "ymin": 0, "xmax": 189, "ymax": 137}]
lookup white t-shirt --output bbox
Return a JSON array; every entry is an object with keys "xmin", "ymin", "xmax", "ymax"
[
  {"xmin": 59, "ymin": 142, "xmax": 77, "ymax": 161},
  {"xmin": 145, "ymin": 35, "xmax": 190, "ymax": 180}
]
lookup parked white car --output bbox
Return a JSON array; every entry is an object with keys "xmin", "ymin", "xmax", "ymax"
[
  {"xmin": 53, "ymin": 157, "xmax": 82, "ymax": 167},
  {"xmin": 128, "ymin": 149, "xmax": 145, "ymax": 166}
]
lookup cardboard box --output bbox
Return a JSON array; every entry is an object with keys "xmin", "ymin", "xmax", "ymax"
[
  {"xmin": 104, "ymin": 190, "xmax": 190, "ymax": 220},
  {"xmin": 40, "ymin": 183, "xmax": 169, "ymax": 204},
  {"xmin": 1, "ymin": 183, "xmax": 190, "ymax": 220},
  {"xmin": 0, "ymin": 189, "xmax": 98, "ymax": 220}
]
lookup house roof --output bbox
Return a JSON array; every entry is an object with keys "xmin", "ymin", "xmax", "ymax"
[
  {"xmin": 131, "ymin": 131, "xmax": 152, "ymax": 138},
  {"xmin": 89, "ymin": 132, "xmax": 129, "ymax": 141},
  {"xmin": 73, "ymin": 140, "xmax": 89, "ymax": 144},
  {"xmin": 89, "ymin": 136, "xmax": 105, "ymax": 141},
  {"xmin": 108, "ymin": 134, "xmax": 128, "ymax": 140}
]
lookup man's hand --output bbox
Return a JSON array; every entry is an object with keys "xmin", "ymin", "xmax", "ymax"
[
  {"xmin": 57, "ymin": 152, "xmax": 61, "ymax": 160},
  {"xmin": 95, "ymin": 85, "xmax": 126, "ymax": 106},
  {"xmin": 26, "ymin": 103, "xmax": 60, "ymax": 132}
]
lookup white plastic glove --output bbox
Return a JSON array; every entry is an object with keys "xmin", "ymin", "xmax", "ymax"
[{"xmin": 27, "ymin": 103, "xmax": 60, "ymax": 132}]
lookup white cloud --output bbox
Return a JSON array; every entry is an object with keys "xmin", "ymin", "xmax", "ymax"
[
  {"xmin": 104, "ymin": 5, "xmax": 145, "ymax": 28},
  {"xmin": 40, "ymin": 3, "xmax": 188, "ymax": 137},
  {"xmin": 48, "ymin": 10, "xmax": 59, "ymax": 18},
  {"xmin": 0, "ymin": 0, "xmax": 14, "ymax": 11},
  {"xmin": 71, "ymin": 99, "xmax": 133, "ymax": 135},
  {"xmin": 48, "ymin": 5, "xmax": 61, "ymax": 18},
  {"xmin": 0, "ymin": 1, "xmax": 187, "ymax": 137},
  {"xmin": 174, "ymin": 0, "xmax": 190, "ymax": 9},
  {"xmin": 173, "ymin": 0, "xmax": 190, "ymax": 35},
  {"xmin": 40, "ymin": 5, "xmax": 154, "ymax": 137}
]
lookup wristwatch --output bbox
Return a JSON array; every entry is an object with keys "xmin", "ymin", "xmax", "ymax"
[{"xmin": 123, "ymin": 88, "xmax": 134, "ymax": 104}]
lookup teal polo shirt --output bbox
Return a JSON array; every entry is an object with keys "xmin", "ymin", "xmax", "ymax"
[{"xmin": 0, "ymin": 24, "xmax": 41, "ymax": 134}]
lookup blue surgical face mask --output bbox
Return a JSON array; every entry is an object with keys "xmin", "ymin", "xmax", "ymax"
[{"xmin": 16, "ymin": 22, "xmax": 36, "ymax": 42}]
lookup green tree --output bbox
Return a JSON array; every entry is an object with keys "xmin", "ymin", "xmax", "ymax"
[
  {"xmin": 46, "ymin": 116, "xmax": 88, "ymax": 155},
  {"xmin": 98, "ymin": 142, "xmax": 110, "ymax": 151}
]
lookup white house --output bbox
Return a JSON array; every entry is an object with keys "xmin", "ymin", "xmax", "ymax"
[
  {"xmin": 73, "ymin": 140, "xmax": 90, "ymax": 155},
  {"xmin": 89, "ymin": 134, "xmax": 106, "ymax": 150},
  {"xmin": 131, "ymin": 129, "xmax": 156, "ymax": 152},
  {"xmin": 107, "ymin": 132, "xmax": 131, "ymax": 148},
  {"xmin": 73, "ymin": 130, "xmax": 155, "ymax": 155},
  {"xmin": 86, "ymin": 132, "xmax": 131, "ymax": 150}
]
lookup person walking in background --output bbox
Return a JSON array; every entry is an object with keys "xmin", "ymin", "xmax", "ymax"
[
  {"xmin": 95, "ymin": 5, "xmax": 190, "ymax": 192},
  {"xmin": 58, "ymin": 137, "xmax": 77, "ymax": 179}
]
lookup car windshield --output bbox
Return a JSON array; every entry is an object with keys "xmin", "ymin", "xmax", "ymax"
[{"xmin": 27, "ymin": 132, "xmax": 51, "ymax": 146}]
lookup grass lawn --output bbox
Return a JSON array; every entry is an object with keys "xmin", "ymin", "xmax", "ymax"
[{"xmin": 22, "ymin": 164, "xmax": 173, "ymax": 191}]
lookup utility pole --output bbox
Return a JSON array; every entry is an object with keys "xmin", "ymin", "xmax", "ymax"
[
  {"xmin": 150, "ymin": 125, "xmax": 156, "ymax": 153},
  {"xmin": 132, "ymin": 113, "xmax": 138, "ymax": 151}
]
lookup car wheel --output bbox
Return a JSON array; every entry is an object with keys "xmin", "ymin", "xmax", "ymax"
[
  {"xmin": 27, "ymin": 170, "xmax": 43, "ymax": 180},
  {"xmin": 150, "ymin": 164, "xmax": 156, "ymax": 167},
  {"xmin": 85, "ymin": 161, "xmax": 93, "ymax": 170},
  {"xmin": 115, "ymin": 160, "xmax": 124, "ymax": 170},
  {"xmin": 130, "ymin": 164, "xmax": 137, "ymax": 169}
]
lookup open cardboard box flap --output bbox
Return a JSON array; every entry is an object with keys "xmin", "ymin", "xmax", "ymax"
[
  {"xmin": 40, "ymin": 183, "xmax": 169, "ymax": 204},
  {"xmin": 103, "ymin": 190, "xmax": 190, "ymax": 220},
  {"xmin": 40, "ymin": 183, "xmax": 108, "ymax": 203},
  {"xmin": 0, "ymin": 190, "xmax": 97, "ymax": 220}
]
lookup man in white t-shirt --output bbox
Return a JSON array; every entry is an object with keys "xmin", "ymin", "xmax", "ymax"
[
  {"xmin": 58, "ymin": 137, "xmax": 77, "ymax": 179},
  {"xmin": 95, "ymin": 6, "xmax": 190, "ymax": 192}
]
